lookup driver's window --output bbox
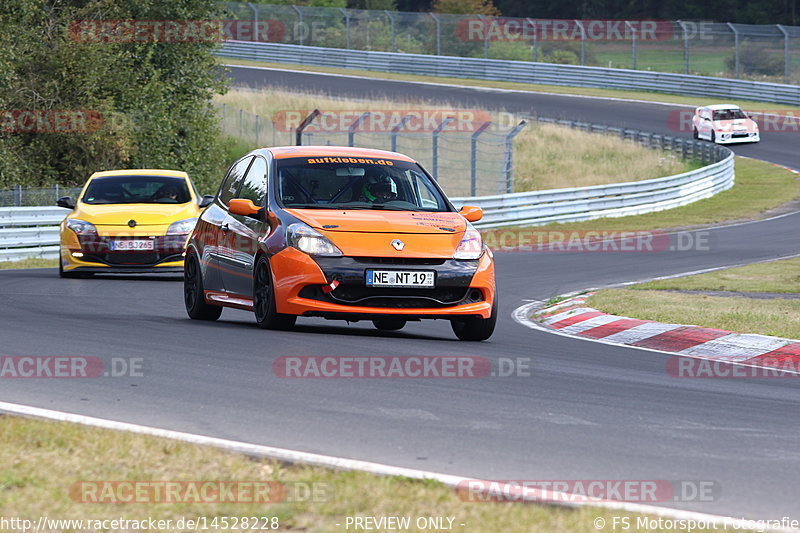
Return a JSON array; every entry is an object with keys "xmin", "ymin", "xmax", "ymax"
[
  {"xmin": 237, "ymin": 157, "xmax": 267, "ymax": 207},
  {"xmin": 218, "ymin": 156, "xmax": 253, "ymax": 207}
]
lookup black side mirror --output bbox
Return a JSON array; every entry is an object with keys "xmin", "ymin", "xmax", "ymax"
[
  {"xmin": 199, "ymin": 195, "xmax": 214, "ymax": 208},
  {"xmin": 57, "ymin": 196, "xmax": 75, "ymax": 209}
]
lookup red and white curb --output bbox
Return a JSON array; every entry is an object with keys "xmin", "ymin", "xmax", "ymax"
[{"xmin": 517, "ymin": 293, "xmax": 800, "ymax": 375}]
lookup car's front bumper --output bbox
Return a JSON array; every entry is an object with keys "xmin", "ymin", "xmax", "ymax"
[
  {"xmin": 60, "ymin": 231, "xmax": 187, "ymax": 272},
  {"xmin": 715, "ymin": 132, "xmax": 760, "ymax": 144},
  {"xmin": 270, "ymin": 247, "xmax": 495, "ymax": 320}
]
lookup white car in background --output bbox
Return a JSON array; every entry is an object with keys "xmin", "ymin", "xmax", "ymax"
[{"xmin": 692, "ymin": 104, "xmax": 760, "ymax": 144}]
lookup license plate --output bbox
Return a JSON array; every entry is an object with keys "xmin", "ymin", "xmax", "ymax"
[
  {"xmin": 366, "ymin": 270, "xmax": 435, "ymax": 288},
  {"xmin": 109, "ymin": 239, "xmax": 154, "ymax": 251}
]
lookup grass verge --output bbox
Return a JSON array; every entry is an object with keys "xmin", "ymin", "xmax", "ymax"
[
  {"xmin": 221, "ymin": 58, "xmax": 800, "ymax": 114},
  {"xmin": 586, "ymin": 257, "xmax": 800, "ymax": 339},
  {"xmin": 0, "ymin": 258, "xmax": 57, "ymax": 270},
  {"xmin": 633, "ymin": 258, "xmax": 800, "ymax": 293},
  {"xmin": 217, "ymin": 88, "xmax": 696, "ymax": 192},
  {"xmin": 0, "ymin": 414, "xmax": 723, "ymax": 533},
  {"xmin": 586, "ymin": 289, "xmax": 800, "ymax": 339}
]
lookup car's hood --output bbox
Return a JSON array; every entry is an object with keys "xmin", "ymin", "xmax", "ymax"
[
  {"xmin": 72, "ymin": 202, "xmax": 200, "ymax": 226},
  {"xmin": 713, "ymin": 118, "xmax": 757, "ymax": 131},
  {"xmin": 286, "ymin": 209, "xmax": 467, "ymax": 234}
]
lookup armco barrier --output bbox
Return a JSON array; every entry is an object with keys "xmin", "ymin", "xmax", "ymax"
[
  {"xmin": 218, "ymin": 41, "xmax": 800, "ymax": 106},
  {"xmin": 0, "ymin": 207, "xmax": 68, "ymax": 262}
]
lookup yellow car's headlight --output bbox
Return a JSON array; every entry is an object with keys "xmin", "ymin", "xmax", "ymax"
[
  {"xmin": 166, "ymin": 218, "xmax": 198, "ymax": 236},
  {"xmin": 65, "ymin": 218, "xmax": 97, "ymax": 236}
]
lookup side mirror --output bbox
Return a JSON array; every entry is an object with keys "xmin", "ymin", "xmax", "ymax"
[
  {"xmin": 199, "ymin": 195, "xmax": 214, "ymax": 208},
  {"xmin": 229, "ymin": 198, "xmax": 261, "ymax": 218},
  {"xmin": 459, "ymin": 205, "xmax": 483, "ymax": 223},
  {"xmin": 57, "ymin": 196, "xmax": 75, "ymax": 209}
]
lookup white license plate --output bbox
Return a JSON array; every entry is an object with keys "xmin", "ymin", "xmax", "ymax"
[
  {"xmin": 109, "ymin": 239, "xmax": 154, "ymax": 251},
  {"xmin": 366, "ymin": 270, "xmax": 435, "ymax": 288}
]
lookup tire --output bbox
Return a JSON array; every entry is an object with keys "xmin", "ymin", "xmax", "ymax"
[
  {"xmin": 692, "ymin": 127, "xmax": 699, "ymax": 140},
  {"xmin": 253, "ymin": 256, "xmax": 296, "ymax": 330},
  {"xmin": 184, "ymin": 253, "xmax": 222, "ymax": 321},
  {"xmin": 372, "ymin": 318, "xmax": 406, "ymax": 331},
  {"xmin": 710, "ymin": 130, "xmax": 716, "ymax": 143},
  {"xmin": 451, "ymin": 297, "xmax": 497, "ymax": 342}
]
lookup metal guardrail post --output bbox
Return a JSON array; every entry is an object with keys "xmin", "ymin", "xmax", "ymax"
[
  {"xmin": 347, "ymin": 112, "xmax": 370, "ymax": 147},
  {"xmin": 390, "ymin": 114, "xmax": 413, "ymax": 152},
  {"xmin": 503, "ymin": 120, "xmax": 527, "ymax": 194},
  {"xmin": 778, "ymin": 25, "xmax": 790, "ymax": 84},
  {"xmin": 431, "ymin": 117, "xmax": 454, "ymax": 182},
  {"xmin": 728, "ymin": 23, "xmax": 741, "ymax": 79},
  {"xmin": 340, "ymin": 8, "xmax": 351, "ymax": 49},
  {"xmin": 574, "ymin": 20, "xmax": 586, "ymax": 65},
  {"xmin": 527, "ymin": 18, "xmax": 537, "ymax": 61},
  {"xmin": 470, "ymin": 121, "xmax": 493, "ymax": 196},
  {"xmin": 625, "ymin": 21, "xmax": 637, "ymax": 69},
  {"xmin": 295, "ymin": 109, "xmax": 321, "ymax": 146},
  {"xmin": 429, "ymin": 13, "xmax": 440, "ymax": 55},
  {"xmin": 385, "ymin": 10, "xmax": 396, "ymax": 52},
  {"xmin": 291, "ymin": 5, "xmax": 304, "ymax": 46},
  {"xmin": 14, "ymin": 185, "xmax": 22, "ymax": 207},
  {"xmin": 677, "ymin": 21, "xmax": 690, "ymax": 74}
]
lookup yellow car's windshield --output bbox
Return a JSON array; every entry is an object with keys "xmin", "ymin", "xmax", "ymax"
[{"xmin": 83, "ymin": 176, "xmax": 191, "ymax": 205}]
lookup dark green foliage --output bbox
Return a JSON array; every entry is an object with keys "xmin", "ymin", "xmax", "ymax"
[{"xmin": 0, "ymin": 0, "xmax": 229, "ymax": 193}]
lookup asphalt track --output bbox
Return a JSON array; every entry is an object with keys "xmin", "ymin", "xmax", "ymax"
[{"xmin": 1, "ymin": 66, "xmax": 799, "ymax": 521}]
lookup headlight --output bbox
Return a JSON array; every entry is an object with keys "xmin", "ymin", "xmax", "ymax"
[
  {"xmin": 65, "ymin": 218, "xmax": 97, "ymax": 236},
  {"xmin": 287, "ymin": 222, "xmax": 342, "ymax": 257},
  {"xmin": 166, "ymin": 218, "xmax": 198, "ymax": 235},
  {"xmin": 454, "ymin": 224, "xmax": 483, "ymax": 260}
]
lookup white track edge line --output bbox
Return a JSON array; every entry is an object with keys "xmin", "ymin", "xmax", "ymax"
[{"xmin": 0, "ymin": 400, "xmax": 789, "ymax": 531}]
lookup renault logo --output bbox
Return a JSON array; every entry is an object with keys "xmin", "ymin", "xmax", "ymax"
[
  {"xmin": 128, "ymin": 219, "xmax": 137, "ymax": 228},
  {"xmin": 391, "ymin": 239, "xmax": 405, "ymax": 251}
]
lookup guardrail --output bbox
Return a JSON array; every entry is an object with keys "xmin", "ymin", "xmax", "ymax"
[
  {"xmin": 450, "ymin": 124, "xmax": 734, "ymax": 228},
  {"xmin": 219, "ymin": 41, "xmax": 800, "ymax": 106},
  {"xmin": 0, "ymin": 207, "xmax": 68, "ymax": 262}
]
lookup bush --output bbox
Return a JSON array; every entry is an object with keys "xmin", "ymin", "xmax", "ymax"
[
  {"xmin": 0, "ymin": 0, "xmax": 228, "ymax": 189},
  {"xmin": 726, "ymin": 41, "xmax": 784, "ymax": 76}
]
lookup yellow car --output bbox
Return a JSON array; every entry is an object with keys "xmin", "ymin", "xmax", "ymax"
[{"xmin": 57, "ymin": 169, "xmax": 212, "ymax": 277}]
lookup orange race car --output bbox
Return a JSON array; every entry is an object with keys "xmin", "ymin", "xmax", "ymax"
[{"xmin": 183, "ymin": 146, "xmax": 496, "ymax": 341}]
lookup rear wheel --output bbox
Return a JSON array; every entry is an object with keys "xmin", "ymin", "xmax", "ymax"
[
  {"xmin": 451, "ymin": 297, "xmax": 497, "ymax": 342},
  {"xmin": 254, "ymin": 256, "xmax": 296, "ymax": 330},
  {"xmin": 184, "ymin": 253, "xmax": 222, "ymax": 321},
  {"xmin": 372, "ymin": 318, "xmax": 406, "ymax": 331},
  {"xmin": 692, "ymin": 127, "xmax": 699, "ymax": 140}
]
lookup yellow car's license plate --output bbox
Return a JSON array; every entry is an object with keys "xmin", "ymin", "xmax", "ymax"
[{"xmin": 109, "ymin": 239, "xmax": 154, "ymax": 251}]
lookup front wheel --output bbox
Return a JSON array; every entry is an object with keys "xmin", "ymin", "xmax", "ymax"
[
  {"xmin": 254, "ymin": 256, "xmax": 296, "ymax": 330},
  {"xmin": 184, "ymin": 253, "xmax": 222, "ymax": 321},
  {"xmin": 692, "ymin": 127, "xmax": 699, "ymax": 140},
  {"xmin": 451, "ymin": 297, "xmax": 497, "ymax": 342},
  {"xmin": 710, "ymin": 130, "xmax": 716, "ymax": 143}
]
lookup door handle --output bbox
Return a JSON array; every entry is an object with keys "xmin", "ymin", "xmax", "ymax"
[{"xmin": 220, "ymin": 223, "xmax": 229, "ymax": 232}]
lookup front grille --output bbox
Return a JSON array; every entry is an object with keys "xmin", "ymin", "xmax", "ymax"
[{"xmin": 300, "ymin": 284, "xmax": 483, "ymax": 309}]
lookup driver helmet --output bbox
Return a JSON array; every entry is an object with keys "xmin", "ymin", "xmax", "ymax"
[{"xmin": 361, "ymin": 174, "xmax": 396, "ymax": 202}]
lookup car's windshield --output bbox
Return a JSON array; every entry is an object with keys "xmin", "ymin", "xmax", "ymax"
[
  {"xmin": 82, "ymin": 176, "xmax": 191, "ymax": 205},
  {"xmin": 276, "ymin": 156, "xmax": 450, "ymax": 212},
  {"xmin": 713, "ymin": 109, "xmax": 747, "ymax": 121}
]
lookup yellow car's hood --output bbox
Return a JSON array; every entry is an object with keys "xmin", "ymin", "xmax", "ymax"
[{"xmin": 73, "ymin": 202, "xmax": 200, "ymax": 226}]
